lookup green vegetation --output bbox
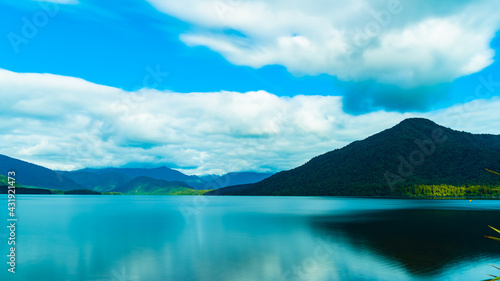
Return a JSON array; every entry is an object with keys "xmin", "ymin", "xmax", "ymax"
[
  {"xmin": 485, "ymin": 227, "xmax": 500, "ymax": 280},
  {"xmin": 0, "ymin": 174, "xmax": 22, "ymax": 187},
  {"xmin": 0, "ymin": 175, "xmax": 53, "ymax": 194},
  {"xmin": 127, "ymin": 187, "xmax": 210, "ymax": 195},
  {"xmin": 114, "ymin": 176, "xmax": 212, "ymax": 195},
  {"xmin": 0, "ymin": 186, "xmax": 52, "ymax": 194},
  {"xmin": 165, "ymin": 188, "xmax": 212, "ymax": 195},
  {"xmin": 485, "ymin": 266, "xmax": 500, "ymax": 281},
  {"xmin": 102, "ymin": 192, "xmax": 124, "ymax": 195},
  {"xmin": 487, "ymin": 169, "xmax": 500, "ymax": 176},
  {"xmin": 213, "ymin": 118, "xmax": 500, "ymax": 197},
  {"xmin": 63, "ymin": 189, "xmax": 101, "ymax": 195},
  {"xmin": 50, "ymin": 189, "xmax": 65, "ymax": 194},
  {"xmin": 394, "ymin": 184, "xmax": 500, "ymax": 198},
  {"xmin": 486, "ymin": 225, "xmax": 500, "ymax": 242}
]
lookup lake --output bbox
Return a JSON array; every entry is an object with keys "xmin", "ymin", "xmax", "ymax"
[{"xmin": 1, "ymin": 196, "xmax": 500, "ymax": 281}]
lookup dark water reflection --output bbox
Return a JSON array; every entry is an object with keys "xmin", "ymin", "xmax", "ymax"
[
  {"xmin": 0, "ymin": 196, "xmax": 499, "ymax": 281},
  {"xmin": 310, "ymin": 209, "xmax": 500, "ymax": 277}
]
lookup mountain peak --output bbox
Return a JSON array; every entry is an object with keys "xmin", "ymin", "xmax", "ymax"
[
  {"xmin": 399, "ymin": 117, "xmax": 436, "ymax": 124},
  {"xmin": 214, "ymin": 119, "xmax": 500, "ymax": 196},
  {"xmin": 377, "ymin": 118, "xmax": 447, "ymax": 142}
]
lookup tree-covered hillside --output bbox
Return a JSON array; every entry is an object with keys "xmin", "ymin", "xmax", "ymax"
[
  {"xmin": 113, "ymin": 176, "xmax": 211, "ymax": 195},
  {"xmin": 211, "ymin": 118, "xmax": 500, "ymax": 196},
  {"xmin": 0, "ymin": 155, "xmax": 82, "ymax": 190}
]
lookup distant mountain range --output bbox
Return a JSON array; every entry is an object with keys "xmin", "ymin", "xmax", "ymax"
[
  {"xmin": 4, "ymin": 118, "xmax": 498, "ymax": 197},
  {"xmin": 205, "ymin": 172, "xmax": 273, "ymax": 189},
  {"xmin": 59, "ymin": 170, "xmax": 132, "ymax": 192},
  {"xmin": 209, "ymin": 118, "xmax": 500, "ymax": 196},
  {"xmin": 0, "ymin": 154, "xmax": 273, "ymax": 195},
  {"xmin": 73, "ymin": 167, "xmax": 207, "ymax": 189},
  {"xmin": 61, "ymin": 168, "xmax": 272, "ymax": 191},
  {"xmin": 113, "ymin": 176, "xmax": 207, "ymax": 195}
]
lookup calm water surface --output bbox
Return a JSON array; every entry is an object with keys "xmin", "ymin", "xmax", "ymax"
[{"xmin": 1, "ymin": 195, "xmax": 500, "ymax": 281}]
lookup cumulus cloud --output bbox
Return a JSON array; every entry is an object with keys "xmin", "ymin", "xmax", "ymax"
[
  {"xmin": 1, "ymin": 69, "xmax": 500, "ymax": 174},
  {"xmin": 146, "ymin": 0, "xmax": 500, "ymax": 88}
]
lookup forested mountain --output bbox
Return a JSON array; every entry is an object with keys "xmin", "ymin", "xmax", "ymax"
[
  {"xmin": 61, "ymin": 171, "xmax": 132, "ymax": 192},
  {"xmin": 0, "ymin": 154, "xmax": 82, "ymax": 190},
  {"xmin": 209, "ymin": 118, "xmax": 500, "ymax": 196},
  {"xmin": 112, "ymin": 176, "xmax": 208, "ymax": 195},
  {"xmin": 0, "ymin": 174, "xmax": 52, "ymax": 194}
]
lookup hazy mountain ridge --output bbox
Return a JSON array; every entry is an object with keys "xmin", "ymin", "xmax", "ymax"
[
  {"xmin": 61, "ymin": 171, "xmax": 132, "ymax": 192},
  {"xmin": 76, "ymin": 167, "xmax": 208, "ymax": 189},
  {"xmin": 205, "ymin": 172, "xmax": 274, "ymax": 189},
  {"xmin": 0, "ymin": 156, "xmax": 271, "ymax": 195}
]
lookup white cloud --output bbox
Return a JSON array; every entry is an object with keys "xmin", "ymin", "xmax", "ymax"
[
  {"xmin": 1, "ymin": 69, "xmax": 500, "ymax": 174},
  {"xmin": 147, "ymin": 0, "xmax": 500, "ymax": 87}
]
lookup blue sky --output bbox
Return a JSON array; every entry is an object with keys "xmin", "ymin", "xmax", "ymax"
[
  {"xmin": 1, "ymin": 0, "xmax": 500, "ymax": 174},
  {"xmin": 1, "ymin": 0, "xmax": 341, "ymax": 97}
]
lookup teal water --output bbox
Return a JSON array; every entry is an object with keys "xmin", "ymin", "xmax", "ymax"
[{"xmin": 1, "ymin": 196, "xmax": 500, "ymax": 281}]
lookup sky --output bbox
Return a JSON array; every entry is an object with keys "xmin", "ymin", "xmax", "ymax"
[{"xmin": 1, "ymin": 0, "xmax": 500, "ymax": 175}]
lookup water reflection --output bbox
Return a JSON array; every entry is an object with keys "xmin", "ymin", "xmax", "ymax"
[
  {"xmin": 310, "ymin": 209, "xmax": 500, "ymax": 277},
  {"xmin": 0, "ymin": 196, "xmax": 499, "ymax": 281}
]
